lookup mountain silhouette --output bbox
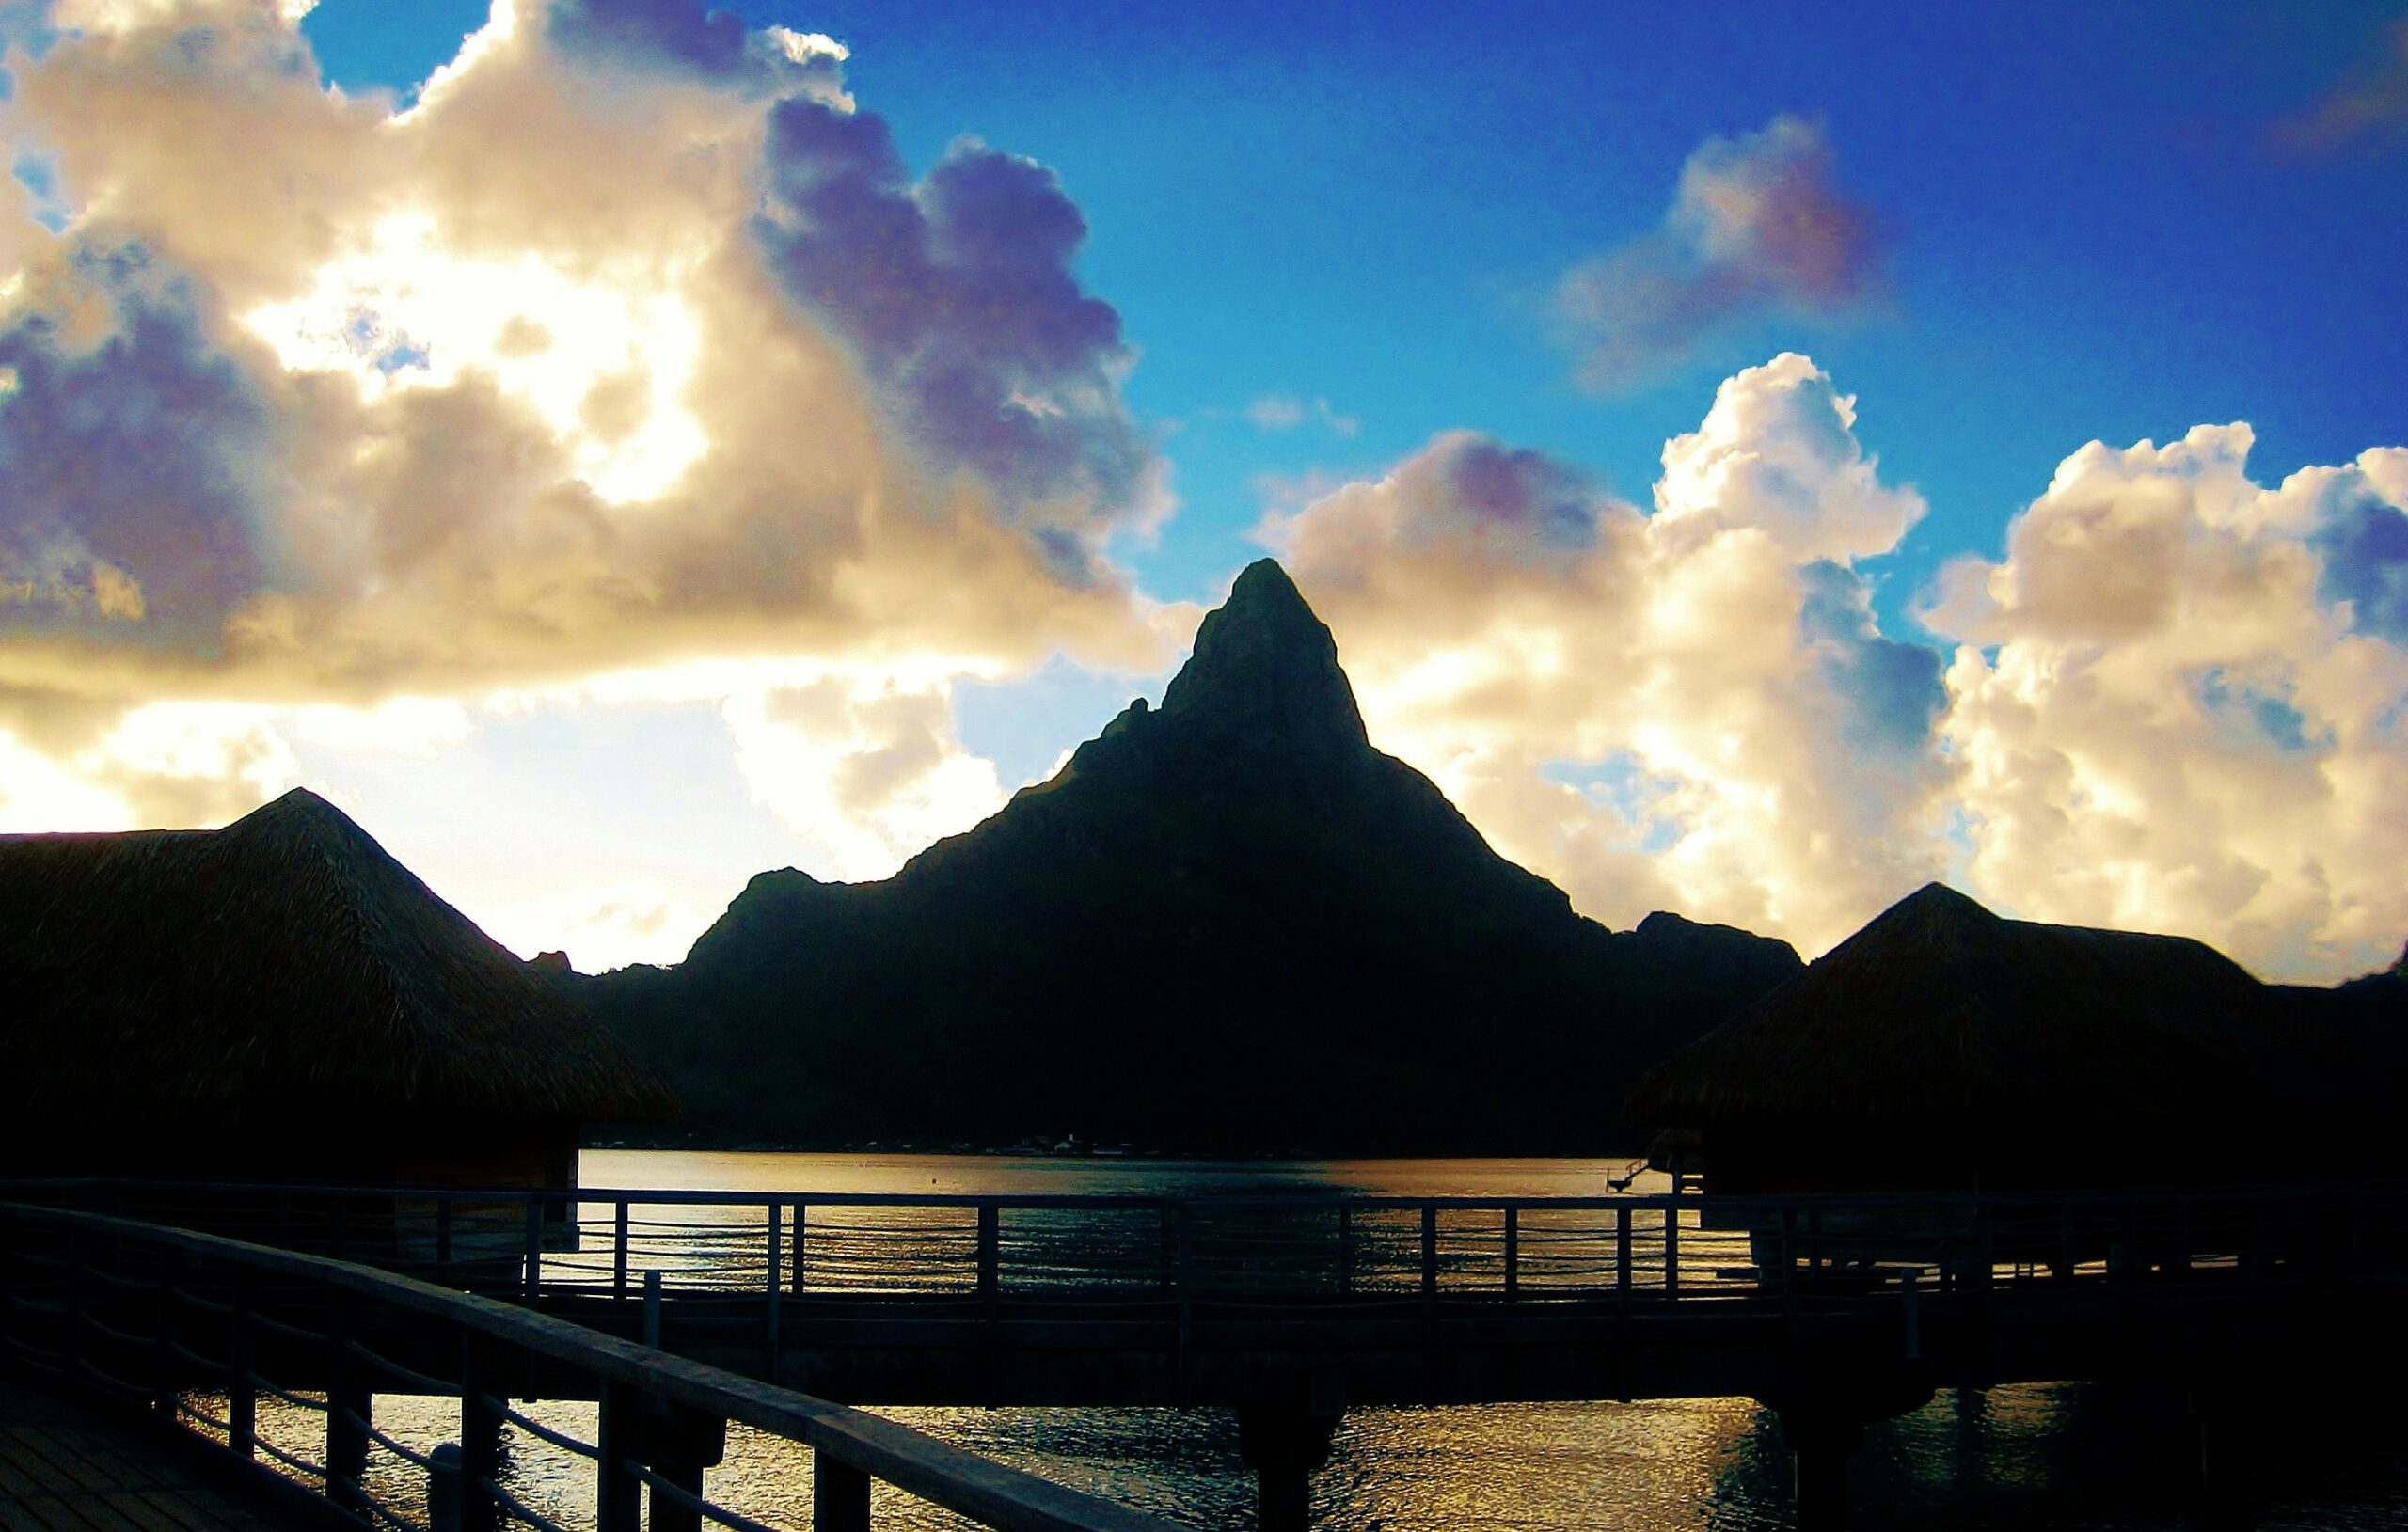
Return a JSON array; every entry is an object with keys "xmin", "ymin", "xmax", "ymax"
[{"xmin": 575, "ymin": 560, "xmax": 1800, "ymax": 1154}]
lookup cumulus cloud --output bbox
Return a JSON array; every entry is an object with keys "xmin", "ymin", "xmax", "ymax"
[
  {"xmin": 0, "ymin": 0, "xmax": 1172, "ymax": 837},
  {"xmin": 1558, "ymin": 117, "xmax": 1884, "ymax": 390},
  {"xmin": 1271, "ymin": 355, "xmax": 2408, "ymax": 979},
  {"xmin": 2272, "ymin": 18, "xmax": 2408, "ymax": 157},
  {"xmin": 1925, "ymin": 427, "xmax": 2408, "ymax": 979},
  {"xmin": 722, "ymin": 669, "xmax": 1006, "ymax": 881},
  {"xmin": 1265, "ymin": 353, "xmax": 1948, "ymax": 954}
]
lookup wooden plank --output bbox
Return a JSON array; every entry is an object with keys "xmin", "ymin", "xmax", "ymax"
[
  {"xmin": 27, "ymin": 1428, "xmax": 169, "ymax": 1493},
  {"xmin": 95, "ymin": 1491, "xmax": 195, "ymax": 1532},
  {"xmin": 6, "ymin": 1485, "xmax": 134, "ymax": 1532},
  {"xmin": 0, "ymin": 1494, "xmax": 57, "ymax": 1532},
  {"xmin": 11, "ymin": 1429, "xmax": 125, "ymax": 1494},
  {"xmin": 0, "ymin": 1432, "xmax": 54, "ymax": 1496},
  {"xmin": 124, "ymin": 1492, "xmax": 248, "ymax": 1532},
  {"xmin": 128, "ymin": 1490, "xmax": 250, "ymax": 1532}
]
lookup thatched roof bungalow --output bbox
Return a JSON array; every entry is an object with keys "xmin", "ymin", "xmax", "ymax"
[
  {"xmin": 1622, "ymin": 883, "xmax": 2365, "ymax": 1196},
  {"xmin": 0, "ymin": 788, "xmax": 673, "ymax": 1191}
]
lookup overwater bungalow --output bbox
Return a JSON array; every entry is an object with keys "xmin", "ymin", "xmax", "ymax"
[
  {"xmin": 1622, "ymin": 882, "xmax": 2370, "ymax": 1201},
  {"xmin": 0, "ymin": 788, "xmax": 674, "ymax": 1200}
]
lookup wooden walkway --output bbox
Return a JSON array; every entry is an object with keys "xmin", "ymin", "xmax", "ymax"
[{"xmin": 0, "ymin": 1378, "xmax": 308, "ymax": 1532}]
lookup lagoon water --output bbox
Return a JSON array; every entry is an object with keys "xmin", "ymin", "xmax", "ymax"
[{"xmin": 303, "ymin": 1151, "xmax": 2408, "ymax": 1532}]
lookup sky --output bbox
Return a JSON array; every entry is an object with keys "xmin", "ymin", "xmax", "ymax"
[{"xmin": 0, "ymin": 0, "xmax": 2404, "ymax": 980}]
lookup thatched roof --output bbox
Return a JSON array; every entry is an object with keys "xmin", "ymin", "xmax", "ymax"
[
  {"xmin": 1623, "ymin": 883, "xmax": 2318, "ymax": 1134},
  {"xmin": 0, "ymin": 789, "xmax": 676, "ymax": 1129}
]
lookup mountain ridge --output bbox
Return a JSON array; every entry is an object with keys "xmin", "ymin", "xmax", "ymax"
[{"xmin": 572, "ymin": 558, "xmax": 1802, "ymax": 1154}]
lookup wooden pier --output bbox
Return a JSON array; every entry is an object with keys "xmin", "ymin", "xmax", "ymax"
[{"xmin": 9, "ymin": 1180, "xmax": 2408, "ymax": 1531}]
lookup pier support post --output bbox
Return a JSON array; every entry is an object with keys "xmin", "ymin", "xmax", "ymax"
[
  {"xmin": 2191, "ymin": 1389, "xmax": 2253, "ymax": 1532},
  {"xmin": 1237, "ymin": 1406, "xmax": 1341, "ymax": 1532},
  {"xmin": 639, "ymin": 1405, "xmax": 726, "ymax": 1532},
  {"xmin": 1775, "ymin": 1407, "xmax": 1863, "ymax": 1532}
]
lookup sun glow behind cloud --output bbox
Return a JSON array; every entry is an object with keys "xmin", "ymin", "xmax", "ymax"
[{"xmin": 244, "ymin": 212, "xmax": 709, "ymax": 504}]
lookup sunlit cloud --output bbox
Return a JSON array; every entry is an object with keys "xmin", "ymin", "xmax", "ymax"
[
  {"xmin": 1557, "ymin": 117, "xmax": 1884, "ymax": 390},
  {"xmin": 243, "ymin": 212, "xmax": 710, "ymax": 504},
  {"xmin": 1264, "ymin": 354, "xmax": 1947, "ymax": 956},
  {"xmin": 1925, "ymin": 428, "xmax": 2408, "ymax": 978},
  {"xmin": 0, "ymin": 0, "xmax": 1171, "ymax": 888},
  {"xmin": 1268, "ymin": 354, "xmax": 2408, "ymax": 981},
  {"xmin": 480, "ymin": 877, "xmax": 721, "ymax": 971}
]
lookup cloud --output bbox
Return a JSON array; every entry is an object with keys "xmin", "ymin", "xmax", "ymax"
[
  {"xmin": 722, "ymin": 670, "xmax": 1006, "ymax": 881},
  {"xmin": 1268, "ymin": 353, "xmax": 2408, "ymax": 980},
  {"xmin": 2272, "ymin": 18, "xmax": 2408, "ymax": 157},
  {"xmin": 0, "ymin": 0, "xmax": 1173, "ymax": 841},
  {"xmin": 754, "ymin": 100, "xmax": 1160, "ymax": 566},
  {"xmin": 480, "ymin": 877, "xmax": 720, "ymax": 971},
  {"xmin": 1264, "ymin": 353, "xmax": 1949, "ymax": 955},
  {"xmin": 1244, "ymin": 393, "xmax": 1357, "ymax": 436},
  {"xmin": 1557, "ymin": 117, "xmax": 1884, "ymax": 390},
  {"xmin": 1925, "ymin": 427, "xmax": 2408, "ymax": 979}
]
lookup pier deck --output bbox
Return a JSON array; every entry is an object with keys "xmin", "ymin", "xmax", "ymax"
[{"xmin": 0, "ymin": 1375, "xmax": 305, "ymax": 1532}]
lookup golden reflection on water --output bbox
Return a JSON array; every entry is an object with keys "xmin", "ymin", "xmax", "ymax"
[
  {"xmin": 199, "ymin": 1150, "xmax": 2405, "ymax": 1532},
  {"xmin": 210, "ymin": 1381, "xmax": 2408, "ymax": 1532}
]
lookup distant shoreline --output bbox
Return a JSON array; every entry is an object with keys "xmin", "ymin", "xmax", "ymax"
[{"xmin": 584, "ymin": 1134, "xmax": 1651, "ymax": 1161}]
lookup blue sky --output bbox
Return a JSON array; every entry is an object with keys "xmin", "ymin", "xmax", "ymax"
[
  {"xmin": 295, "ymin": 2, "xmax": 2404, "ymax": 615},
  {"xmin": 3, "ymin": 0, "xmax": 2405, "ymax": 977}
]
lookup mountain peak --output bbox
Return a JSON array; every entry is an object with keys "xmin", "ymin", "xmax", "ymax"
[{"xmin": 1155, "ymin": 558, "xmax": 1367, "ymax": 758}]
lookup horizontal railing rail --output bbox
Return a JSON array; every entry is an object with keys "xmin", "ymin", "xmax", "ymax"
[
  {"xmin": 9, "ymin": 1177, "xmax": 2400, "ymax": 1319},
  {"xmin": 0, "ymin": 1199, "xmax": 1198, "ymax": 1532}
]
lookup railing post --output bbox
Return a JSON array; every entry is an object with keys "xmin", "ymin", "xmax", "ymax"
[
  {"xmin": 67, "ymin": 1223, "xmax": 89, "ymax": 1387},
  {"xmin": 1900, "ymin": 1266, "xmax": 1924, "ymax": 1361},
  {"xmin": 437, "ymin": 1198, "xmax": 455, "ymax": 1287},
  {"xmin": 764, "ymin": 1201, "xmax": 784, "ymax": 1377},
  {"xmin": 1335, "ymin": 1206, "xmax": 1353, "ymax": 1299},
  {"xmin": 594, "ymin": 1382, "xmax": 642, "ymax": 1532},
  {"xmin": 229, "ymin": 1266, "xmax": 257, "ymax": 1460},
  {"xmin": 1419, "ymin": 1206, "xmax": 1439, "ymax": 1300},
  {"xmin": 643, "ymin": 1270, "xmax": 664, "ymax": 1350},
  {"xmin": 325, "ymin": 1295, "xmax": 370, "ymax": 1516},
  {"xmin": 331, "ymin": 1194, "xmax": 350, "ymax": 1264},
  {"xmin": 977, "ymin": 1203, "xmax": 1001, "ymax": 1303},
  {"xmin": 1663, "ymin": 1200, "xmax": 1680, "ymax": 1298},
  {"xmin": 1976, "ymin": 1200, "xmax": 1995, "ymax": 1293},
  {"xmin": 1616, "ymin": 1206, "xmax": 1632, "ymax": 1303},
  {"xmin": 813, "ymin": 1451, "xmax": 871, "ymax": 1532},
  {"xmin": 1780, "ymin": 1206, "xmax": 1798, "ymax": 1316},
  {"xmin": 614, "ymin": 1200, "xmax": 630, "ymax": 1302},
  {"xmin": 151, "ymin": 1249, "xmax": 179, "ymax": 1421},
  {"xmin": 523, "ymin": 1199, "xmax": 543, "ymax": 1304},
  {"xmin": 1503, "ymin": 1207, "xmax": 1520, "ymax": 1300},
  {"xmin": 458, "ymin": 1333, "xmax": 503, "ymax": 1532},
  {"xmin": 791, "ymin": 1202, "xmax": 808, "ymax": 1297},
  {"xmin": 1175, "ymin": 1204, "xmax": 1194, "ymax": 1407}
]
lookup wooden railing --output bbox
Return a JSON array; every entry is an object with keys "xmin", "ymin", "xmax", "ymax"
[
  {"xmin": 0, "ymin": 1200, "xmax": 1196, "ymax": 1532},
  {"xmin": 14, "ymin": 1179, "xmax": 2401, "ymax": 1315}
]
